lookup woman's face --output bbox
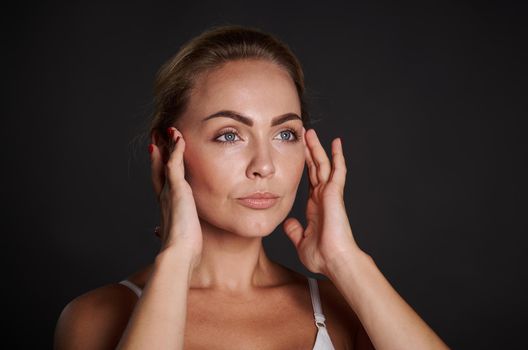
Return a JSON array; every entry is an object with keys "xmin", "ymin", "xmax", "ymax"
[{"xmin": 176, "ymin": 59, "xmax": 306, "ymax": 237}]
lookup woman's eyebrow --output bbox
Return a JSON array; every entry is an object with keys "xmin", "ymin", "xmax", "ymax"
[{"xmin": 201, "ymin": 110, "xmax": 301, "ymax": 127}]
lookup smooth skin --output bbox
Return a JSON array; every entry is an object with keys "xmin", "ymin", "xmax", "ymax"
[{"xmin": 54, "ymin": 59, "xmax": 450, "ymax": 349}]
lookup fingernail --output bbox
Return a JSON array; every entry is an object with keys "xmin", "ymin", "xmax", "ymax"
[
  {"xmin": 148, "ymin": 144, "xmax": 154, "ymax": 154},
  {"xmin": 167, "ymin": 127, "xmax": 173, "ymax": 137}
]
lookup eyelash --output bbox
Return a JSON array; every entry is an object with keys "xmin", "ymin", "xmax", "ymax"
[{"xmin": 214, "ymin": 128, "xmax": 301, "ymax": 145}]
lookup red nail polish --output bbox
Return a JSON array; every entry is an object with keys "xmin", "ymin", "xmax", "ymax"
[
  {"xmin": 167, "ymin": 127, "xmax": 173, "ymax": 137},
  {"xmin": 148, "ymin": 144, "xmax": 154, "ymax": 154}
]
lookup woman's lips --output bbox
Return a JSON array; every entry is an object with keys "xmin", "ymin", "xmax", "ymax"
[{"xmin": 236, "ymin": 197, "xmax": 279, "ymax": 209}]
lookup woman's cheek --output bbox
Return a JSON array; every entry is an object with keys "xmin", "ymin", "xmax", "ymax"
[
  {"xmin": 289, "ymin": 146, "xmax": 305, "ymax": 172},
  {"xmin": 199, "ymin": 152, "xmax": 239, "ymax": 187},
  {"xmin": 292, "ymin": 150, "xmax": 306, "ymax": 186}
]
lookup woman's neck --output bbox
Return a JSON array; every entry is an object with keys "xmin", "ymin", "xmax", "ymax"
[{"xmin": 188, "ymin": 220, "xmax": 284, "ymax": 292}]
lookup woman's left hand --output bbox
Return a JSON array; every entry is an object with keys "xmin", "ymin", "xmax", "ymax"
[{"xmin": 283, "ymin": 128, "xmax": 363, "ymax": 276}]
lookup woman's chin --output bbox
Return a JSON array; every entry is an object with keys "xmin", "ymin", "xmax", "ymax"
[
  {"xmin": 199, "ymin": 204, "xmax": 288, "ymax": 237},
  {"xmin": 230, "ymin": 221, "xmax": 277, "ymax": 238},
  {"xmin": 198, "ymin": 215, "xmax": 278, "ymax": 238}
]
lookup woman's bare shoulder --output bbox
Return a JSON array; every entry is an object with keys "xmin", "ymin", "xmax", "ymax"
[
  {"xmin": 317, "ymin": 277, "xmax": 376, "ymax": 348},
  {"xmin": 53, "ymin": 272, "xmax": 147, "ymax": 350},
  {"xmin": 317, "ymin": 279, "xmax": 363, "ymax": 335},
  {"xmin": 317, "ymin": 278, "xmax": 355, "ymax": 314}
]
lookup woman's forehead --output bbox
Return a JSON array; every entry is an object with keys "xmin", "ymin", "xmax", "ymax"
[
  {"xmin": 185, "ymin": 60, "xmax": 301, "ymax": 124},
  {"xmin": 195, "ymin": 60, "xmax": 295, "ymax": 98}
]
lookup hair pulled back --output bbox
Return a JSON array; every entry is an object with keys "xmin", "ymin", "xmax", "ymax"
[{"xmin": 149, "ymin": 25, "xmax": 310, "ymax": 144}]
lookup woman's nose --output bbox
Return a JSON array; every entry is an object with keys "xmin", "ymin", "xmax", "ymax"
[{"xmin": 246, "ymin": 144, "xmax": 276, "ymax": 179}]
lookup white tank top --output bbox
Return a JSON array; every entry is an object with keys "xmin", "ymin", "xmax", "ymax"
[{"xmin": 119, "ymin": 276, "xmax": 336, "ymax": 349}]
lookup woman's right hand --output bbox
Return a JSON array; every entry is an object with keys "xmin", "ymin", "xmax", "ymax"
[{"xmin": 149, "ymin": 127, "xmax": 203, "ymax": 269}]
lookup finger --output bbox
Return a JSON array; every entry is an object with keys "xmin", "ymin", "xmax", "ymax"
[
  {"xmin": 283, "ymin": 217, "xmax": 304, "ymax": 248},
  {"xmin": 149, "ymin": 142, "xmax": 165, "ymax": 200},
  {"xmin": 165, "ymin": 127, "xmax": 186, "ymax": 188},
  {"xmin": 306, "ymin": 129, "xmax": 331, "ymax": 184},
  {"xmin": 304, "ymin": 129, "xmax": 319, "ymax": 188},
  {"xmin": 329, "ymin": 138, "xmax": 347, "ymax": 191}
]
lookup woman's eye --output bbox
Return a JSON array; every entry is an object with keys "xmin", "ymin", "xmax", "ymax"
[
  {"xmin": 215, "ymin": 131, "xmax": 240, "ymax": 143},
  {"xmin": 275, "ymin": 130, "xmax": 297, "ymax": 141}
]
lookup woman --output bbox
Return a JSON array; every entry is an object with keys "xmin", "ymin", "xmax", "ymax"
[{"xmin": 54, "ymin": 25, "xmax": 450, "ymax": 349}]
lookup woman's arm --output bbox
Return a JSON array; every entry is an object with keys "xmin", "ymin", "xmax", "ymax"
[
  {"xmin": 54, "ymin": 245, "xmax": 194, "ymax": 350},
  {"xmin": 116, "ymin": 246, "xmax": 194, "ymax": 350},
  {"xmin": 116, "ymin": 129, "xmax": 202, "ymax": 349},
  {"xmin": 283, "ymin": 129, "xmax": 450, "ymax": 349},
  {"xmin": 327, "ymin": 249, "xmax": 450, "ymax": 350},
  {"xmin": 55, "ymin": 130, "xmax": 200, "ymax": 350}
]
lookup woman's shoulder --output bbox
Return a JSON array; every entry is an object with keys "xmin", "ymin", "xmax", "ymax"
[
  {"xmin": 316, "ymin": 277, "xmax": 364, "ymax": 341},
  {"xmin": 273, "ymin": 263, "xmax": 359, "ymax": 322},
  {"xmin": 279, "ymin": 267, "xmax": 365, "ymax": 347},
  {"xmin": 59, "ymin": 280, "xmax": 139, "ymax": 318},
  {"xmin": 54, "ymin": 268, "xmax": 149, "ymax": 349}
]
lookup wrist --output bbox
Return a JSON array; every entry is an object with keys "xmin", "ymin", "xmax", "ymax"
[
  {"xmin": 155, "ymin": 245, "xmax": 197, "ymax": 282},
  {"xmin": 324, "ymin": 247, "xmax": 373, "ymax": 281}
]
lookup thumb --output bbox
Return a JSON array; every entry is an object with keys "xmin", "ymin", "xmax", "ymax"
[{"xmin": 283, "ymin": 217, "xmax": 304, "ymax": 248}]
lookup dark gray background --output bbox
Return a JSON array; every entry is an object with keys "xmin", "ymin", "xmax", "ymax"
[{"xmin": 3, "ymin": 1, "xmax": 527, "ymax": 348}]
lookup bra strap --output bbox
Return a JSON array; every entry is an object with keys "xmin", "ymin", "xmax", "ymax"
[
  {"xmin": 307, "ymin": 277, "xmax": 328, "ymax": 329},
  {"xmin": 119, "ymin": 279, "xmax": 142, "ymax": 298}
]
